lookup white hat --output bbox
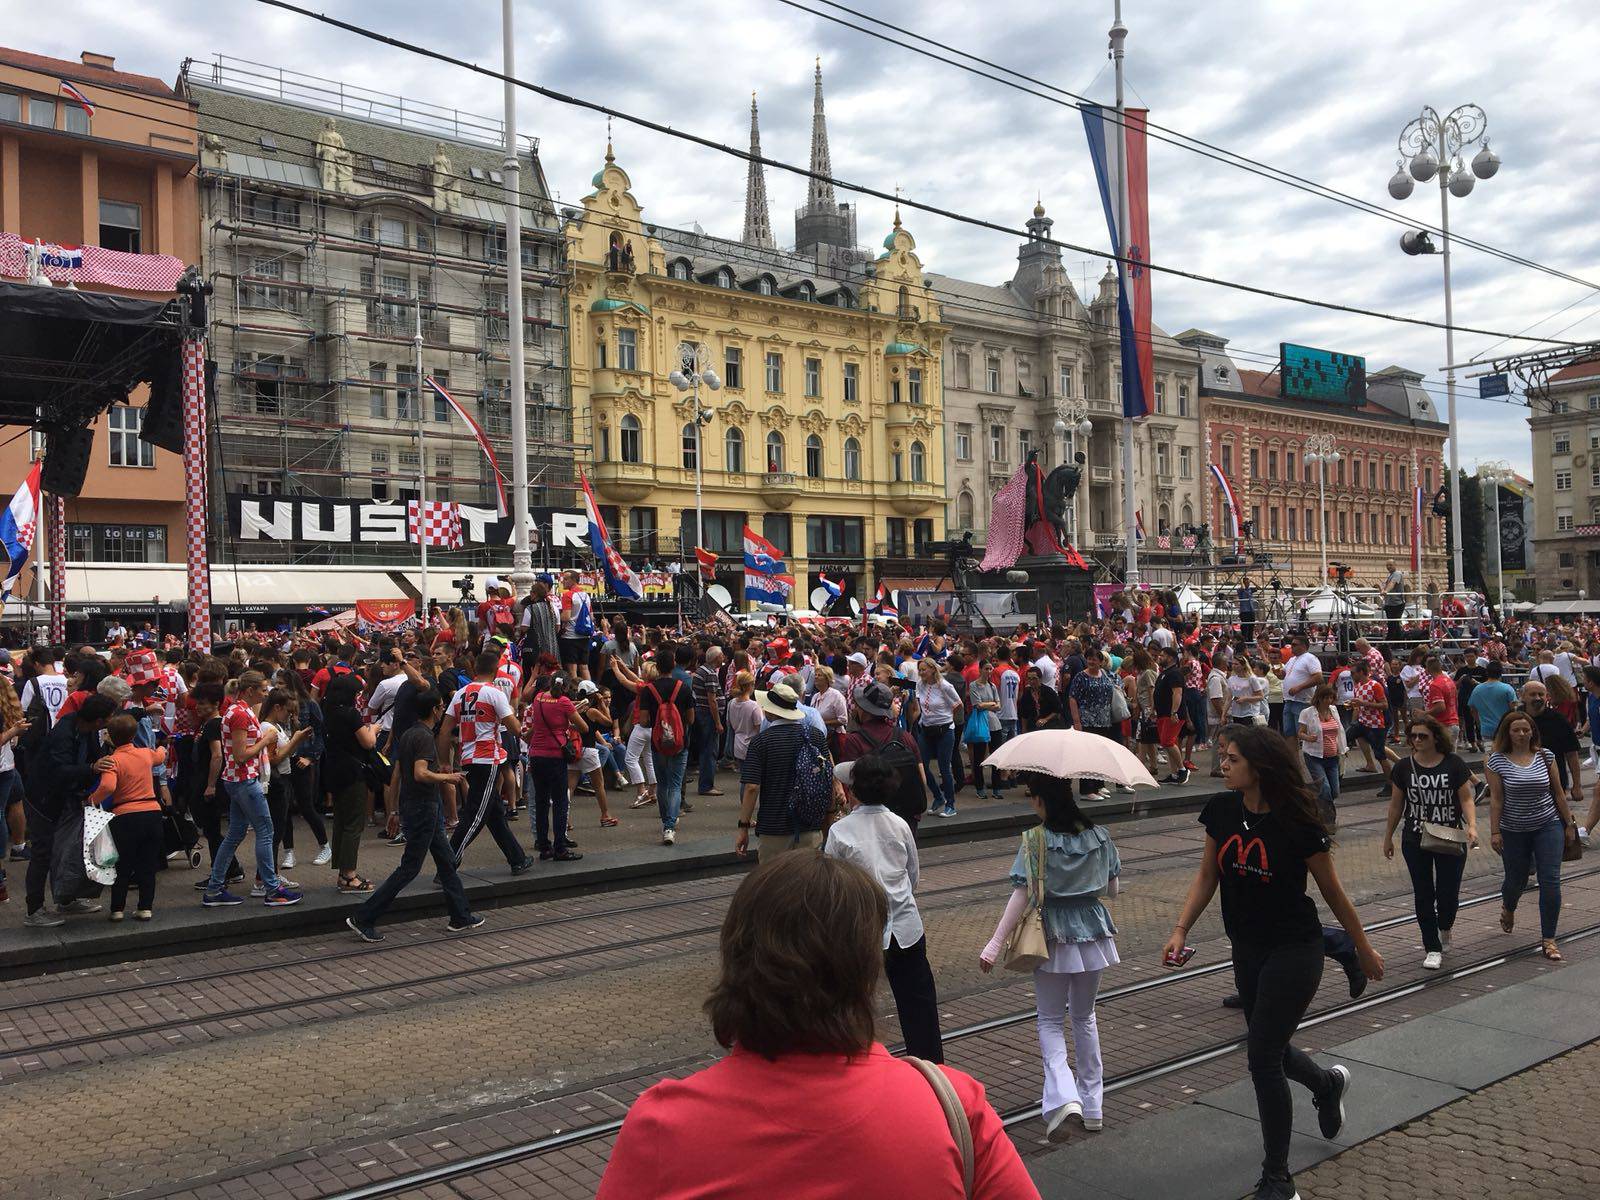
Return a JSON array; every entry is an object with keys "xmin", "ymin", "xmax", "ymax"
[
  {"xmin": 846, "ymin": 652, "xmax": 869, "ymax": 669},
  {"xmin": 757, "ymin": 681, "xmax": 804, "ymax": 721}
]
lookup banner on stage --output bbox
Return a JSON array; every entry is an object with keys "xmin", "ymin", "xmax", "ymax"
[{"xmin": 354, "ymin": 598, "xmax": 416, "ymax": 630}]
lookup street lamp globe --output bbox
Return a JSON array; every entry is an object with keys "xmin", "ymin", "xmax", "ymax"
[
  {"xmin": 1409, "ymin": 149, "xmax": 1439, "ymax": 182},
  {"xmin": 700, "ymin": 369, "xmax": 721, "ymax": 390},
  {"xmin": 668, "ymin": 370, "xmax": 689, "ymax": 391},
  {"xmin": 1471, "ymin": 142, "xmax": 1501, "ymax": 179},
  {"xmin": 1388, "ymin": 164, "xmax": 1415, "ymax": 200},
  {"xmin": 1053, "ymin": 417, "xmax": 1068, "ymax": 437},
  {"xmin": 1078, "ymin": 418, "xmax": 1093, "ymax": 438},
  {"xmin": 1448, "ymin": 166, "xmax": 1476, "ymax": 198}
]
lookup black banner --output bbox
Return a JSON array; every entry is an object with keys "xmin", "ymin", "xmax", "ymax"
[
  {"xmin": 225, "ymin": 494, "xmax": 590, "ymax": 551},
  {"xmin": 1497, "ymin": 487, "xmax": 1526, "ymax": 572}
]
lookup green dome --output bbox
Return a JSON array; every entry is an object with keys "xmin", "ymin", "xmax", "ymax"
[
  {"xmin": 591, "ymin": 298, "xmax": 649, "ymax": 315},
  {"xmin": 886, "ymin": 341, "xmax": 927, "ymax": 357},
  {"xmin": 592, "ymin": 169, "xmax": 605, "ymax": 186}
]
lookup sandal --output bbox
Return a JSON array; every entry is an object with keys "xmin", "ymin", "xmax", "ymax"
[
  {"xmin": 1500, "ymin": 908, "xmax": 1515, "ymax": 933},
  {"xmin": 600, "ymin": 815, "xmax": 620, "ymax": 828},
  {"xmin": 1541, "ymin": 939, "xmax": 1563, "ymax": 962},
  {"xmin": 631, "ymin": 794, "xmax": 654, "ymax": 809},
  {"xmin": 337, "ymin": 875, "xmax": 374, "ymax": 893}
]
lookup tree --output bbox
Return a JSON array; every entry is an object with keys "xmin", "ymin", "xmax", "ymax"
[{"xmin": 1442, "ymin": 469, "xmax": 1489, "ymax": 596}]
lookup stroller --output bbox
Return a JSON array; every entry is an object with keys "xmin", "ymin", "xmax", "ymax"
[{"xmin": 160, "ymin": 801, "xmax": 203, "ymax": 869}]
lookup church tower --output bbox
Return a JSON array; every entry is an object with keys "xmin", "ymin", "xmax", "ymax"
[
  {"xmin": 794, "ymin": 59, "xmax": 856, "ymax": 258},
  {"xmin": 742, "ymin": 93, "xmax": 775, "ymax": 248}
]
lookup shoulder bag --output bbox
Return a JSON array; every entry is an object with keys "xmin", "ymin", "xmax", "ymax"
[
  {"xmin": 1002, "ymin": 825, "xmax": 1050, "ymax": 973},
  {"xmin": 1419, "ymin": 821, "xmax": 1468, "ymax": 857},
  {"xmin": 1110, "ymin": 680, "xmax": 1131, "ymax": 723},
  {"xmin": 906, "ymin": 1057, "xmax": 973, "ymax": 1199}
]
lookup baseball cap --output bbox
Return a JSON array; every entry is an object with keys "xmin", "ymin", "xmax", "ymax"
[
  {"xmin": 576, "ymin": 679, "xmax": 600, "ymax": 697},
  {"xmin": 846, "ymin": 652, "xmax": 869, "ymax": 669}
]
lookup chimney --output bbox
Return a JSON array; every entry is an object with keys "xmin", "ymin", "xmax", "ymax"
[{"xmin": 80, "ymin": 51, "xmax": 116, "ymax": 70}]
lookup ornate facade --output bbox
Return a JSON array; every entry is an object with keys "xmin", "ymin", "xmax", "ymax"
[
  {"xmin": 566, "ymin": 146, "xmax": 946, "ymax": 607},
  {"xmin": 1189, "ymin": 332, "xmax": 1450, "ymax": 591},
  {"xmin": 1528, "ymin": 360, "xmax": 1600, "ymax": 598}
]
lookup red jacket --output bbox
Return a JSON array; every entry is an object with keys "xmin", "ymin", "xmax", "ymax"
[{"xmin": 597, "ymin": 1043, "xmax": 1037, "ymax": 1200}]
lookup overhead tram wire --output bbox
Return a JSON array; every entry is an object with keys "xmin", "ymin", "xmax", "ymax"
[
  {"xmin": 247, "ymin": 0, "xmax": 1593, "ymax": 352},
  {"xmin": 782, "ymin": 0, "xmax": 1600, "ymax": 296}
]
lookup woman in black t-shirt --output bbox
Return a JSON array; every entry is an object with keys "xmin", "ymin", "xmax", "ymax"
[
  {"xmin": 1163, "ymin": 725, "xmax": 1384, "ymax": 1200},
  {"xmin": 1383, "ymin": 714, "xmax": 1478, "ymax": 970}
]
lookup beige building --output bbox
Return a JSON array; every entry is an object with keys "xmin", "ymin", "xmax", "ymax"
[
  {"xmin": 1529, "ymin": 358, "xmax": 1600, "ymax": 598},
  {"xmin": 934, "ymin": 203, "xmax": 1203, "ymax": 579}
]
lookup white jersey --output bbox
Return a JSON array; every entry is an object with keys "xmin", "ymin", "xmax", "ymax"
[{"xmin": 996, "ymin": 667, "xmax": 1021, "ymax": 722}]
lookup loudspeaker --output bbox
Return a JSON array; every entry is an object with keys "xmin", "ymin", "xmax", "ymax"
[
  {"xmin": 41, "ymin": 423, "xmax": 94, "ymax": 497},
  {"xmin": 140, "ymin": 356, "xmax": 184, "ymax": 454}
]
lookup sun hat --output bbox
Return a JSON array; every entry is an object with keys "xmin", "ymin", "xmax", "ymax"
[{"xmin": 757, "ymin": 681, "xmax": 803, "ymax": 721}]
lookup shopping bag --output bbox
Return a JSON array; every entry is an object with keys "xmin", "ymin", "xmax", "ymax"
[{"xmin": 83, "ymin": 805, "xmax": 119, "ymax": 886}]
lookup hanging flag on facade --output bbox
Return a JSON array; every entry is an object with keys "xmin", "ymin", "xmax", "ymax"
[
  {"xmin": 694, "ymin": 546, "xmax": 718, "ymax": 581},
  {"xmin": 425, "ymin": 376, "xmax": 507, "ymax": 517},
  {"xmin": 745, "ymin": 570, "xmax": 795, "ymax": 607},
  {"xmin": 579, "ymin": 469, "xmax": 643, "ymax": 600},
  {"xmin": 0, "ymin": 461, "xmax": 41, "ymax": 604},
  {"xmin": 59, "ymin": 80, "xmax": 95, "ymax": 116},
  {"xmin": 1134, "ymin": 509, "xmax": 1146, "ymax": 543},
  {"xmin": 1209, "ymin": 462, "xmax": 1241, "ymax": 548},
  {"xmin": 1081, "ymin": 104, "xmax": 1153, "ymax": 420},
  {"xmin": 406, "ymin": 499, "xmax": 464, "ymax": 549},
  {"xmin": 742, "ymin": 524, "xmax": 786, "ymax": 575},
  {"xmin": 1411, "ymin": 486, "xmax": 1424, "ymax": 575}
]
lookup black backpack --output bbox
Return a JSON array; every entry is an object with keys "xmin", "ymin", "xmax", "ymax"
[
  {"xmin": 862, "ymin": 726, "xmax": 928, "ymax": 823},
  {"xmin": 15, "ymin": 686, "xmax": 50, "ymax": 768}
]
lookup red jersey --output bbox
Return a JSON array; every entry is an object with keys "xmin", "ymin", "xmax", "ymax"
[
  {"xmin": 1426, "ymin": 673, "xmax": 1459, "ymax": 726},
  {"xmin": 220, "ymin": 701, "xmax": 262, "ymax": 783},
  {"xmin": 447, "ymin": 681, "xmax": 513, "ymax": 765},
  {"xmin": 1353, "ymin": 678, "xmax": 1388, "ymax": 728}
]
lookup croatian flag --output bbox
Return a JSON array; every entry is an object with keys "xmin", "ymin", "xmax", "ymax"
[
  {"xmin": 60, "ymin": 81, "xmax": 95, "ymax": 116},
  {"xmin": 869, "ymin": 583, "xmax": 898, "ymax": 619},
  {"xmin": 1411, "ymin": 486, "xmax": 1424, "ymax": 575},
  {"xmin": 743, "ymin": 524, "xmax": 786, "ymax": 575},
  {"xmin": 745, "ymin": 571, "xmax": 794, "ymax": 607},
  {"xmin": 0, "ymin": 461, "xmax": 41, "ymax": 604},
  {"xmin": 1082, "ymin": 104, "xmax": 1153, "ymax": 420},
  {"xmin": 694, "ymin": 546, "xmax": 718, "ymax": 581},
  {"xmin": 579, "ymin": 469, "xmax": 643, "ymax": 600},
  {"xmin": 1134, "ymin": 509, "xmax": 1146, "ymax": 543},
  {"xmin": 426, "ymin": 376, "xmax": 507, "ymax": 517},
  {"xmin": 1210, "ymin": 462, "xmax": 1241, "ymax": 548},
  {"xmin": 818, "ymin": 572, "xmax": 842, "ymax": 601}
]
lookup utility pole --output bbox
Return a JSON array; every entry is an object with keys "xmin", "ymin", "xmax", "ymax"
[
  {"xmin": 413, "ymin": 298, "xmax": 429, "ymax": 616},
  {"xmin": 502, "ymin": 0, "xmax": 532, "ymax": 592},
  {"xmin": 1111, "ymin": 0, "xmax": 1138, "ymax": 586}
]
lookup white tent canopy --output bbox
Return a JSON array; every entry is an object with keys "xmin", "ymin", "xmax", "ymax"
[{"xmin": 1299, "ymin": 586, "xmax": 1378, "ymax": 623}]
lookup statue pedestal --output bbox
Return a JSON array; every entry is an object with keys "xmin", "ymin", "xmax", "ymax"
[{"xmin": 979, "ymin": 554, "xmax": 1094, "ymax": 626}]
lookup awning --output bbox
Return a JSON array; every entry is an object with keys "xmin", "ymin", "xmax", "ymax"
[{"xmin": 1532, "ymin": 599, "xmax": 1600, "ymax": 615}]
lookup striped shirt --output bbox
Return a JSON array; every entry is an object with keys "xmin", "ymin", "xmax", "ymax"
[{"xmin": 1487, "ymin": 750, "xmax": 1558, "ymax": 832}]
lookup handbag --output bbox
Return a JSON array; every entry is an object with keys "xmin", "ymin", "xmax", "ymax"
[
  {"xmin": 960, "ymin": 707, "xmax": 991, "ymax": 745},
  {"xmin": 906, "ymin": 1057, "xmax": 973, "ymax": 1199},
  {"xmin": 1419, "ymin": 821, "xmax": 1469, "ymax": 857},
  {"xmin": 1564, "ymin": 826, "xmax": 1584, "ymax": 863},
  {"xmin": 1002, "ymin": 826, "xmax": 1050, "ymax": 973},
  {"xmin": 540, "ymin": 697, "xmax": 580, "ymax": 763},
  {"xmin": 83, "ymin": 806, "xmax": 119, "ymax": 886},
  {"xmin": 1110, "ymin": 683, "xmax": 1131, "ymax": 723}
]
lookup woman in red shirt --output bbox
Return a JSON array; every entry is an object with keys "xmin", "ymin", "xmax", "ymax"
[{"xmin": 597, "ymin": 852, "xmax": 1037, "ymax": 1200}]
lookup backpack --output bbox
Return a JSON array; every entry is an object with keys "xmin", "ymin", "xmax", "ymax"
[
  {"xmin": 791, "ymin": 726, "xmax": 835, "ymax": 830},
  {"xmin": 649, "ymin": 681, "xmax": 686, "ymax": 756},
  {"xmin": 16, "ymin": 685, "xmax": 50, "ymax": 765},
  {"xmin": 862, "ymin": 725, "xmax": 928, "ymax": 822}
]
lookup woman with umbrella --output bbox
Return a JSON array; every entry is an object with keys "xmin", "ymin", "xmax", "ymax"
[{"xmin": 978, "ymin": 729, "xmax": 1148, "ymax": 1141}]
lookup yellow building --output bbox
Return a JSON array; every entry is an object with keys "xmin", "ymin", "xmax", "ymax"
[{"xmin": 565, "ymin": 146, "xmax": 947, "ymax": 609}]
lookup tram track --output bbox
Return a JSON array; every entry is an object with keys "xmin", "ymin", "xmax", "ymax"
[{"xmin": 213, "ymin": 870, "xmax": 1600, "ymax": 1200}]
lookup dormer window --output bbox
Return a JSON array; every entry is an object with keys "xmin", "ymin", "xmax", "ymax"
[
  {"xmin": 797, "ymin": 282, "xmax": 812, "ymax": 300},
  {"xmin": 718, "ymin": 268, "xmax": 734, "ymax": 288},
  {"xmin": 670, "ymin": 259, "xmax": 691, "ymax": 281},
  {"xmin": 757, "ymin": 276, "xmax": 775, "ymax": 296}
]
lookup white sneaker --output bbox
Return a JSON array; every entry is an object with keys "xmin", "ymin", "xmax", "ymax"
[
  {"xmin": 313, "ymin": 845, "xmax": 332, "ymax": 866},
  {"xmin": 662, "ymin": 828, "xmax": 675, "ymax": 846},
  {"xmin": 1422, "ymin": 951, "xmax": 1443, "ymax": 970},
  {"xmin": 1580, "ymin": 827, "xmax": 1591, "ymax": 844},
  {"xmin": 282, "ymin": 849, "xmax": 297, "ymax": 870},
  {"xmin": 1044, "ymin": 1101, "xmax": 1082, "ymax": 1143},
  {"xmin": 1080, "ymin": 1114, "xmax": 1103, "ymax": 1131}
]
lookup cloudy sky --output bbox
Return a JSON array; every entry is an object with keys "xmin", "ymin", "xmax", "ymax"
[{"xmin": 41, "ymin": 0, "xmax": 1600, "ymax": 474}]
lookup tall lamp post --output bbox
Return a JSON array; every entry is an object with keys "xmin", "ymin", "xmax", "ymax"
[
  {"xmin": 1305, "ymin": 433, "xmax": 1341, "ymax": 582},
  {"xmin": 1387, "ymin": 104, "xmax": 1501, "ymax": 590},
  {"xmin": 1476, "ymin": 460, "xmax": 1515, "ymax": 620},
  {"xmin": 669, "ymin": 350, "xmax": 721, "ymax": 557},
  {"xmin": 1052, "ymin": 399, "xmax": 1094, "ymax": 543}
]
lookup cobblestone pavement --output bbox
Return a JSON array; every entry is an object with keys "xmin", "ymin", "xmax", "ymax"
[
  {"xmin": 1293, "ymin": 1040, "xmax": 1600, "ymax": 1200},
  {"xmin": 0, "ymin": 792, "xmax": 1546, "ymax": 1199}
]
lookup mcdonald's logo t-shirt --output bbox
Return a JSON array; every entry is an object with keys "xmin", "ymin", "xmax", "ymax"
[{"xmin": 1201, "ymin": 792, "xmax": 1330, "ymax": 946}]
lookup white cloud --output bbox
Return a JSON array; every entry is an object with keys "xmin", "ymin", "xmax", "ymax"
[{"xmin": 36, "ymin": 0, "xmax": 1600, "ymax": 475}]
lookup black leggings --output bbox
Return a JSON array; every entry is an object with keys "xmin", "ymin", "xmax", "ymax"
[
  {"xmin": 1233, "ymin": 937, "xmax": 1331, "ymax": 1176},
  {"xmin": 282, "ymin": 766, "xmax": 328, "ymax": 850},
  {"xmin": 266, "ymin": 776, "xmax": 290, "ymax": 871},
  {"xmin": 1400, "ymin": 837, "xmax": 1466, "ymax": 953},
  {"xmin": 109, "ymin": 810, "xmax": 164, "ymax": 913}
]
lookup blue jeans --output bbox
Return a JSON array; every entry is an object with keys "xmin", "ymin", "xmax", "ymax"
[
  {"xmin": 1281, "ymin": 700, "xmax": 1308, "ymax": 738},
  {"xmin": 918, "ymin": 724, "xmax": 957, "ymax": 811},
  {"xmin": 209, "ymin": 779, "xmax": 281, "ymax": 893},
  {"xmin": 695, "ymin": 710, "xmax": 721, "ymax": 793},
  {"xmin": 1183, "ymin": 689, "xmax": 1208, "ymax": 743},
  {"xmin": 987, "ymin": 720, "xmax": 1016, "ymax": 793},
  {"xmin": 653, "ymin": 747, "xmax": 689, "ymax": 831},
  {"xmin": 1304, "ymin": 755, "xmax": 1340, "ymax": 812},
  {"xmin": 354, "ymin": 793, "xmax": 472, "ymax": 927},
  {"xmin": 601, "ymin": 735, "xmax": 628, "ymax": 776},
  {"xmin": 1501, "ymin": 818, "xmax": 1565, "ymax": 939}
]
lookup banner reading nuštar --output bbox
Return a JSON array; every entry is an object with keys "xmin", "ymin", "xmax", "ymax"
[{"xmin": 225, "ymin": 493, "xmax": 589, "ymax": 550}]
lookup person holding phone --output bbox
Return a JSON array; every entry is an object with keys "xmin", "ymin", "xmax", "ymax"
[{"xmin": 1163, "ymin": 725, "xmax": 1383, "ymax": 1200}]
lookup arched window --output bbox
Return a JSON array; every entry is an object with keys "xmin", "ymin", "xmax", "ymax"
[
  {"xmin": 757, "ymin": 275, "xmax": 775, "ymax": 296},
  {"xmin": 843, "ymin": 436, "xmax": 861, "ymax": 481},
  {"xmin": 1157, "ymin": 503, "xmax": 1171, "ymax": 536},
  {"xmin": 805, "ymin": 433, "xmax": 823, "ymax": 478},
  {"xmin": 717, "ymin": 267, "xmax": 733, "ymax": 288},
  {"xmin": 956, "ymin": 489, "xmax": 974, "ymax": 531},
  {"xmin": 724, "ymin": 426, "xmax": 744, "ymax": 473},
  {"xmin": 619, "ymin": 414, "xmax": 642, "ymax": 464},
  {"xmin": 670, "ymin": 259, "xmax": 691, "ymax": 281},
  {"xmin": 681, "ymin": 422, "xmax": 699, "ymax": 470},
  {"xmin": 797, "ymin": 282, "xmax": 812, "ymax": 301},
  {"xmin": 909, "ymin": 440, "xmax": 926, "ymax": 482},
  {"xmin": 1181, "ymin": 502, "xmax": 1193, "ymax": 527},
  {"xmin": 766, "ymin": 431, "xmax": 785, "ymax": 473}
]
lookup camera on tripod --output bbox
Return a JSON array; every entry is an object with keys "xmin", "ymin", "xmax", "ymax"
[
  {"xmin": 450, "ymin": 574, "xmax": 475, "ymax": 603},
  {"xmin": 1328, "ymin": 562, "xmax": 1352, "ymax": 583}
]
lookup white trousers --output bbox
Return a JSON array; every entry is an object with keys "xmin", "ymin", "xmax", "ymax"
[
  {"xmin": 1036, "ymin": 968, "xmax": 1104, "ymax": 1119},
  {"xmin": 624, "ymin": 724, "xmax": 657, "ymax": 786}
]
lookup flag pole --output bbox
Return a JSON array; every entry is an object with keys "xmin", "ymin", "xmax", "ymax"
[
  {"xmin": 1111, "ymin": 0, "xmax": 1138, "ymax": 588},
  {"xmin": 414, "ymin": 299, "xmax": 430, "ymax": 619},
  {"xmin": 501, "ymin": 0, "xmax": 533, "ymax": 595}
]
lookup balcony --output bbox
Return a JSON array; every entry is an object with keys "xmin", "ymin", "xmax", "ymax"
[
  {"xmin": 1091, "ymin": 466, "xmax": 1114, "ymax": 484},
  {"xmin": 885, "ymin": 400, "xmax": 927, "ymax": 428},
  {"xmin": 888, "ymin": 479, "xmax": 942, "ymax": 515},
  {"xmin": 591, "ymin": 460, "xmax": 657, "ymax": 502},
  {"xmin": 763, "ymin": 471, "xmax": 803, "ymax": 508}
]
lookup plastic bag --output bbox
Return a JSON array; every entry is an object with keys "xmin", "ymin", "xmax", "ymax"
[{"xmin": 83, "ymin": 806, "xmax": 119, "ymax": 886}]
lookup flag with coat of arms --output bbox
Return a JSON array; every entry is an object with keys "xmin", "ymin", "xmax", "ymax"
[{"xmin": 0, "ymin": 461, "xmax": 41, "ymax": 603}]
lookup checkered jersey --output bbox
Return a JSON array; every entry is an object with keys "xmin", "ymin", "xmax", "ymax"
[
  {"xmin": 1183, "ymin": 658, "xmax": 1205, "ymax": 691},
  {"xmin": 448, "ymin": 681, "xmax": 512, "ymax": 765},
  {"xmin": 1354, "ymin": 678, "xmax": 1388, "ymax": 728},
  {"xmin": 220, "ymin": 701, "xmax": 262, "ymax": 783}
]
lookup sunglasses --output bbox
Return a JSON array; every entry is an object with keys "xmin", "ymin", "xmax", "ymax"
[{"xmin": 1408, "ymin": 731, "xmax": 1431, "ymax": 741}]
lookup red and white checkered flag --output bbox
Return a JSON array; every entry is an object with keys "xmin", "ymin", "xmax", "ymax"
[
  {"xmin": 1156, "ymin": 535, "xmax": 1171, "ymax": 549},
  {"xmin": 979, "ymin": 463, "xmax": 1029, "ymax": 571},
  {"xmin": 407, "ymin": 500, "xmax": 463, "ymax": 549}
]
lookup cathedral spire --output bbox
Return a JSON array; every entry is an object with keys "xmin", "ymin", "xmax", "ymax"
[
  {"xmin": 805, "ymin": 57, "xmax": 836, "ymax": 212},
  {"xmin": 742, "ymin": 92, "xmax": 775, "ymax": 248}
]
